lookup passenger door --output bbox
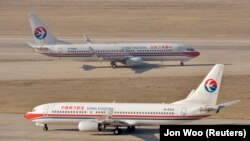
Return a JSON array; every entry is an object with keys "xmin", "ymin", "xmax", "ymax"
[
  {"xmin": 43, "ymin": 105, "xmax": 50, "ymax": 116},
  {"xmin": 181, "ymin": 107, "xmax": 187, "ymax": 117}
]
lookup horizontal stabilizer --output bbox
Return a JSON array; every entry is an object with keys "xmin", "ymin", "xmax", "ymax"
[
  {"xmin": 200, "ymin": 100, "xmax": 240, "ymax": 113},
  {"xmin": 216, "ymin": 100, "xmax": 240, "ymax": 113},
  {"xmin": 217, "ymin": 100, "xmax": 240, "ymax": 109},
  {"xmin": 27, "ymin": 42, "xmax": 39, "ymax": 48}
]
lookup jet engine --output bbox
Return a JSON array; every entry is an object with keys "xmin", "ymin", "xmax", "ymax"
[
  {"xmin": 78, "ymin": 121, "xmax": 99, "ymax": 131},
  {"xmin": 125, "ymin": 57, "xmax": 143, "ymax": 66}
]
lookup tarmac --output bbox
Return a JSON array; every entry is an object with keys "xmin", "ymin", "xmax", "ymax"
[
  {"xmin": 1, "ymin": 0, "xmax": 250, "ymax": 140},
  {"xmin": 0, "ymin": 114, "xmax": 249, "ymax": 141},
  {"xmin": 0, "ymin": 37, "xmax": 250, "ymax": 80},
  {"xmin": 0, "ymin": 37, "xmax": 249, "ymax": 141}
]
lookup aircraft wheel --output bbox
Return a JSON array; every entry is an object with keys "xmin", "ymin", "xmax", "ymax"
[
  {"xmin": 111, "ymin": 62, "xmax": 117, "ymax": 68},
  {"xmin": 127, "ymin": 126, "xmax": 132, "ymax": 132},
  {"xmin": 131, "ymin": 126, "xmax": 135, "ymax": 132},
  {"xmin": 127, "ymin": 126, "xmax": 135, "ymax": 132},
  {"xmin": 114, "ymin": 128, "xmax": 122, "ymax": 135},
  {"xmin": 180, "ymin": 61, "xmax": 184, "ymax": 66},
  {"xmin": 43, "ymin": 124, "xmax": 48, "ymax": 131}
]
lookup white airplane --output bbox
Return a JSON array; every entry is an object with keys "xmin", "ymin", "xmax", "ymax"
[
  {"xmin": 25, "ymin": 64, "xmax": 239, "ymax": 135},
  {"xmin": 27, "ymin": 14, "xmax": 200, "ymax": 68}
]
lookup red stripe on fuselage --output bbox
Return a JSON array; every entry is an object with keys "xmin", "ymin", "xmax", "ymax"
[
  {"xmin": 25, "ymin": 112, "xmax": 209, "ymax": 120},
  {"xmin": 40, "ymin": 51, "xmax": 200, "ymax": 58}
]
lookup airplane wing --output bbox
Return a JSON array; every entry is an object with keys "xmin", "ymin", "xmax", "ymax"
[
  {"xmin": 88, "ymin": 47, "xmax": 133, "ymax": 61},
  {"xmin": 88, "ymin": 46, "xmax": 143, "ymax": 67},
  {"xmin": 95, "ymin": 107, "xmax": 129, "ymax": 126},
  {"xmin": 98, "ymin": 119, "xmax": 129, "ymax": 126},
  {"xmin": 89, "ymin": 47, "xmax": 103, "ymax": 60}
]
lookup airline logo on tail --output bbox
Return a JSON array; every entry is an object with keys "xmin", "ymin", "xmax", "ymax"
[
  {"xmin": 205, "ymin": 79, "xmax": 217, "ymax": 92},
  {"xmin": 34, "ymin": 27, "xmax": 47, "ymax": 39}
]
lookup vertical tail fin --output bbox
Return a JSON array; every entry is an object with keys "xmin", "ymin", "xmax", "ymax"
[
  {"xmin": 173, "ymin": 64, "xmax": 224, "ymax": 105},
  {"xmin": 189, "ymin": 64, "xmax": 224, "ymax": 105},
  {"xmin": 28, "ymin": 13, "xmax": 69, "ymax": 45}
]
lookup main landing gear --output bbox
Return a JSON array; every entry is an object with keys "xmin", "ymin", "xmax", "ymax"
[
  {"xmin": 43, "ymin": 124, "xmax": 48, "ymax": 131},
  {"xmin": 114, "ymin": 127, "xmax": 122, "ymax": 135},
  {"xmin": 111, "ymin": 61, "xmax": 117, "ymax": 68},
  {"xmin": 113, "ymin": 126, "xmax": 136, "ymax": 135},
  {"xmin": 127, "ymin": 126, "xmax": 135, "ymax": 132}
]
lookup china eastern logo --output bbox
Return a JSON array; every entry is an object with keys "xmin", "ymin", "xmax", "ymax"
[
  {"xmin": 204, "ymin": 79, "xmax": 217, "ymax": 92},
  {"xmin": 34, "ymin": 27, "xmax": 47, "ymax": 39}
]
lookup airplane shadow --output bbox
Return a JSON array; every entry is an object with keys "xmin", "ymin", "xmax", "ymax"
[
  {"xmin": 82, "ymin": 63, "xmax": 232, "ymax": 74},
  {"xmin": 53, "ymin": 127, "xmax": 159, "ymax": 141},
  {"xmin": 91, "ymin": 128, "xmax": 159, "ymax": 141},
  {"xmin": 82, "ymin": 65, "xmax": 110, "ymax": 71},
  {"xmin": 134, "ymin": 63, "xmax": 232, "ymax": 73},
  {"xmin": 54, "ymin": 128, "xmax": 79, "ymax": 132}
]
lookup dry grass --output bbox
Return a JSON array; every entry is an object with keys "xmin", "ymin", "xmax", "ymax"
[
  {"xmin": 0, "ymin": 0, "xmax": 250, "ymax": 37},
  {"xmin": 0, "ymin": 75, "xmax": 249, "ymax": 119}
]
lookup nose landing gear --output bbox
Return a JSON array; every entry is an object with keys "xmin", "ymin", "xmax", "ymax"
[
  {"xmin": 43, "ymin": 124, "xmax": 48, "ymax": 131},
  {"xmin": 111, "ymin": 61, "xmax": 117, "ymax": 68},
  {"xmin": 180, "ymin": 61, "xmax": 184, "ymax": 66}
]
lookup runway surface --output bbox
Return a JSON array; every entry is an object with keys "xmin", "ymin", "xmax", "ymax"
[
  {"xmin": 0, "ymin": 37, "xmax": 249, "ymax": 140},
  {"xmin": 0, "ymin": 114, "xmax": 249, "ymax": 141},
  {"xmin": 0, "ymin": 37, "xmax": 250, "ymax": 80},
  {"xmin": 1, "ymin": 0, "xmax": 250, "ymax": 140}
]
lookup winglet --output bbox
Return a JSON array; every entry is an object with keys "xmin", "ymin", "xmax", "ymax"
[
  {"xmin": 97, "ymin": 107, "xmax": 114, "ymax": 122},
  {"xmin": 84, "ymin": 34, "xmax": 92, "ymax": 44}
]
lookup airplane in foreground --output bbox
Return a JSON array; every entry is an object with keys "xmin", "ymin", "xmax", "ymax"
[
  {"xmin": 25, "ymin": 64, "xmax": 239, "ymax": 135},
  {"xmin": 27, "ymin": 14, "xmax": 200, "ymax": 68}
]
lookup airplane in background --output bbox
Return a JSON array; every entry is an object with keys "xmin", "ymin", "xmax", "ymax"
[
  {"xmin": 27, "ymin": 14, "xmax": 200, "ymax": 68},
  {"xmin": 25, "ymin": 64, "xmax": 240, "ymax": 135}
]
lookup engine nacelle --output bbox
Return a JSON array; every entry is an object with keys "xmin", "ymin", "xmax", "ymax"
[
  {"xmin": 78, "ymin": 121, "xmax": 98, "ymax": 131},
  {"xmin": 125, "ymin": 57, "xmax": 143, "ymax": 66}
]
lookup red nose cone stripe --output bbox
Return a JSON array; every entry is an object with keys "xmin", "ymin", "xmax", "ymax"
[
  {"xmin": 182, "ymin": 51, "xmax": 200, "ymax": 57},
  {"xmin": 25, "ymin": 113, "xmax": 43, "ymax": 120}
]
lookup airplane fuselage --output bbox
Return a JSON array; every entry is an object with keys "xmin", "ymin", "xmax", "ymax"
[
  {"xmin": 25, "ymin": 64, "xmax": 239, "ymax": 135},
  {"xmin": 28, "ymin": 14, "xmax": 200, "ymax": 68},
  {"xmin": 35, "ymin": 43, "xmax": 200, "ymax": 62},
  {"xmin": 25, "ymin": 102, "xmax": 211, "ymax": 126}
]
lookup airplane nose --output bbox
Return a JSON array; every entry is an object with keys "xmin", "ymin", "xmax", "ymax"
[
  {"xmin": 194, "ymin": 51, "xmax": 200, "ymax": 57},
  {"xmin": 25, "ymin": 112, "xmax": 31, "ymax": 120},
  {"xmin": 24, "ymin": 112, "xmax": 27, "ymax": 119}
]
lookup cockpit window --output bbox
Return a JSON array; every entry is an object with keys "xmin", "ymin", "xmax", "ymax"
[
  {"xmin": 186, "ymin": 48, "xmax": 195, "ymax": 51},
  {"xmin": 32, "ymin": 109, "xmax": 36, "ymax": 112}
]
